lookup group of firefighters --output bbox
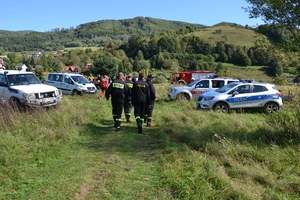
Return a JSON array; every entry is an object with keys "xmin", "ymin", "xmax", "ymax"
[{"xmin": 89, "ymin": 72, "xmax": 156, "ymax": 134}]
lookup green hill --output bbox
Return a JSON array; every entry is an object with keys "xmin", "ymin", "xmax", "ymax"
[
  {"xmin": 189, "ymin": 25, "xmax": 266, "ymax": 48},
  {"xmin": 0, "ymin": 17, "xmax": 207, "ymax": 52},
  {"xmin": 0, "ymin": 17, "xmax": 267, "ymax": 52}
]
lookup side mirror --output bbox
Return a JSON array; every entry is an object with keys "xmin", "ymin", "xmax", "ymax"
[{"xmin": 232, "ymin": 91, "xmax": 239, "ymax": 96}]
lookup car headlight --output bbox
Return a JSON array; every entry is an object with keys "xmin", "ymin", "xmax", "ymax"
[
  {"xmin": 170, "ymin": 89, "xmax": 177, "ymax": 93},
  {"xmin": 24, "ymin": 93, "xmax": 36, "ymax": 101},
  {"xmin": 203, "ymin": 96, "xmax": 214, "ymax": 101},
  {"xmin": 54, "ymin": 89, "xmax": 61, "ymax": 96}
]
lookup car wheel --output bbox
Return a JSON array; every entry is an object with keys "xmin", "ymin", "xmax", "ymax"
[
  {"xmin": 9, "ymin": 97, "xmax": 25, "ymax": 112},
  {"xmin": 177, "ymin": 93, "xmax": 190, "ymax": 101},
  {"xmin": 263, "ymin": 102, "xmax": 279, "ymax": 114},
  {"xmin": 72, "ymin": 90, "xmax": 82, "ymax": 96},
  {"xmin": 213, "ymin": 102, "xmax": 229, "ymax": 113}
]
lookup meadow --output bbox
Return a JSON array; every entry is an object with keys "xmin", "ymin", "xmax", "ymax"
[{"xmin": 0, "ymin": 80, "xmax": 300, "ymax": 199}]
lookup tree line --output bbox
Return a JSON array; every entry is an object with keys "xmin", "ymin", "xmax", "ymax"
[{"xmin": 1, "ymin": 15, "xmax": 299, "ymax": 79}]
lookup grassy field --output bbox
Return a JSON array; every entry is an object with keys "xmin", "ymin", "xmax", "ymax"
[
  {"xmin": 0, "ymin": 78, "xmax": 300, "ymax": 199},
  {"xmin": 189, "ymin": 25, "xmax": 267, "ymax": 48}
]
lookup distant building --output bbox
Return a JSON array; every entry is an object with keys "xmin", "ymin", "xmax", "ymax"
[
  {"xmin": 0, "ymin": 55, "xmax": 8, "ymax": 59},
  {"xmin": 32, "ymin": 52, "xmax": 41, "ymax": 58},
  {"xmin": 15, "ymin": 64, "xmax": 30, "ymax": 71},
  {"xmin": 53, "ymin": 53, "xmax": 61, "ymax": 57},
  {"xmin": 65, "ymin": 66, "xmax": 80, "ymax": 72},
  {"xmin": 0, "ymin": 58, "xmax": 5, "ymax": 69}
]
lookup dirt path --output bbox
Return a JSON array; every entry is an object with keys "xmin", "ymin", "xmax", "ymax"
[{"xmin": 73, "ymin": 122, "xmax": 167, "ymax": 199}]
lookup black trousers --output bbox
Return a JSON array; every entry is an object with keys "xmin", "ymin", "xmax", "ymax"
[
  {"xmin": 146, "ymin": 101, "xmax": 155, "ymax": 117},
  {"xmin": 134, "ymin": 101, "xmax": 146, "ymax": 121},
  {"xmin": 124, "ymin": 98, "xmax": 132, "ymax": 116},
  {"xmin": 112, "ymin": 99, "xmax": 124, "ymax": 121}
]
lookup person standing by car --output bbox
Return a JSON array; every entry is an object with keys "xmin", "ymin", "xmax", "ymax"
[
  {"xmin": 105, "ymin": 72, "xmax": 128, "ymax": 131},
  {"xmin": 124, "ymin": 74, "xmax": 134, "ymax": 123},
  {"xmin": 99, "ymin": 75, "xmax": 108, "ymax": 98},
  {"xmin": 94, "ymin": 74, "xmax": 102, "ymax": 90},
  {"xmin": 145, "ymin": 74, "xmax": 156, "ymax": 127},
  {"xmin": 132, "ymin": 72, "xmax": 151, "ymax": 134}
]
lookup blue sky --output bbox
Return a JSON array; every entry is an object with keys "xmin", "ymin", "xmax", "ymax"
[{"xmin": 2, "ymin": 0, "xmax": 264, "ymax": 32}]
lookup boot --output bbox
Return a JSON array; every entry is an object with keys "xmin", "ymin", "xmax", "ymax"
[
  {"xmin": 136, "ymin": 119, "xmax": 142, "ymax": 134},
  {"xmin": 138, "ymin": 126, "xmax": 142, "ymax": 134},
  {"xmin": 147, "ymin": 118, "xmax": 152, "ymax": 127},
  {"xmin": 115, "ymin": 121, "xmax": 121, "ymax": 132},
  {"xmin": 144, "ymin": 115, "xmax": 147, "ymax": 124}
]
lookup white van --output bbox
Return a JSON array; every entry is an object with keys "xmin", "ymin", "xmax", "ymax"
[{"xmin": 46, "ymin": 72, "xmax": 97, "ymax": 95}]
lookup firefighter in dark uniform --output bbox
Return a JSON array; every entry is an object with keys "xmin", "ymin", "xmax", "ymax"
[
  {"xmin": 105, "ymin": 72, "xmax": 128, "ymax": 131},
  {"xmin": 132, "ymin": 72, "xmax": 151, "ymax": 134},
  {"xmin": 145, "ymin": 74, "xmax": 156, "ymax": 127},
  {"xmin": 124, "ymin": 74, "xmax": 134, "ymax": 123}
]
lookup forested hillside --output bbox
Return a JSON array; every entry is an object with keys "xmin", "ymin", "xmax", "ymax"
[
  {"xmin": 1, "ymin": 16, "xmax": 297, "ymax": 80},
  {"xmin": 0, "ymin": 17, "xmax": 206, "ymax": 52}
]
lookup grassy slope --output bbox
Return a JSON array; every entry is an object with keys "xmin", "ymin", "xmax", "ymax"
[
  {"xmin": 189, "ymin": 25, "xmax": 266, "ymax": 48},
  {"xmin": 1, "ymin": 70, "xmax": 300, "ymax": 199}
]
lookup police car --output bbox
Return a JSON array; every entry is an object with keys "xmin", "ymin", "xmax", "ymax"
[{"xmin": 196, "ymin": 81, "xmax": 283, "ymax": 113}]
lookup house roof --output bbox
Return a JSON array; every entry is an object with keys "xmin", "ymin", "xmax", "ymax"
[
  {"xmin": 65, "ymin": 66, "xmax": 78, "ymax": 72},
  {"xmin": 85, "ymin": 63, "xmax": 92, "ymax": 68}
]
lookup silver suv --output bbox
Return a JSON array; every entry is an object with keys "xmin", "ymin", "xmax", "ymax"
[
  {"xmin": 196, "ymin": 81, "xmax": 283, "ymax": 113},
  {"xmin": 0, "ymin": 70, "xmax": 62, "ymax": 108},
  {"xmin": 168, "ymin": 78, "xmax": 239, "ymax": 101}
]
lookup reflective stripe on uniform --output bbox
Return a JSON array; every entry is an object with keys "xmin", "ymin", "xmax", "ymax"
[
  {"xmin": 113, "ymin": 82, "xmax": 124, "ymax": 89},
  {"xmin": 127, "ymin": 83, "xmax": 133, "ymax": 88}
]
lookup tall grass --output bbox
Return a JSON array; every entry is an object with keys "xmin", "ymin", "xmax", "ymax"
[
  {"xmin": 155, "ymin": 83, "xmax": 300, "ymax": 199},
  {"xmin": 0, "ymin": 81, "xmax": 300, "ymax": 199}
]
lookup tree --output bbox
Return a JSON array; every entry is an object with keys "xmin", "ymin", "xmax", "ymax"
[
  {"xmin": 157, "ymin": 36, "xmax": 180, "ymax": 53},
  {"xmin": 245, "ymin": 0, "xmax": 300, "ymax": 75},
  {"xmin": 233, "ymin": 48, "xmax": 252, "ymax": 66},
  {"xmin": 92, "ymin": 56, "xmax": 119, "ymax": 77},
  {"xmin": 268, "ymin": 58, "xmax": 283, "ymax": 77},
  {"xmin": 245, "ymin": 0, "xmax": 300, "ymax": 49}
]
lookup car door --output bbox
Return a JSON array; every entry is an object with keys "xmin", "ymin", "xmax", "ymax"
[
  {"xmin": 226, "ymin": 84, "xmax": 253, "ymax": 109},
  {"xmin": 191, "ymin": 80, "xmax": 210, "ymax": 100},
  {"xmin": 251, "ymin": 84, "xmax": 269, "ymax": 107},
  {"xmin": 60, "ymin": 75, "xmax": 73, "ymax": 94},
  {"xmin": 0, "ymin": 74, "xmax": 11, "ymax": 100},
  {"xmin": 47, "ymin": 74, "xmax": 63, "ymax": 89}
]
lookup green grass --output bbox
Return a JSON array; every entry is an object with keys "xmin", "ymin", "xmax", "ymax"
[
  {"xmin": 190, "ymin": 25, "xmax": 267, "ymax": 48},
  {"xmin": 64, "ymin": 47, "xmax": 103, "ymax": 51},
  {"xmin": 0, "ymin": 80, "xmax": 300, "ymax": 199}
]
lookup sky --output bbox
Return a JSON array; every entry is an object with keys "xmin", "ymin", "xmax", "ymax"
[{"xmin": 2, "ymin": 0, "xmax": 264, "ymax": 32}]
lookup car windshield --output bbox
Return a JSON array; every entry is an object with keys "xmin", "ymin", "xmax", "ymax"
[
  {"xmin": 186, "ymin": 79, "xmax": 200, "ymax": 87},
  {"xmin": 70, "ymin": 75, "xmax": 89, "ymax": 84},
  {"xmin": 215, "ymin": 82, "xmax": 241, "ymax": 93},
  {"xmin": 7, "ymin": 74, "xmax": 41, "ymax": 86}
]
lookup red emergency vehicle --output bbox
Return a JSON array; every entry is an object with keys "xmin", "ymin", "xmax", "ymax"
[{"xmin": 172, "ymin": 70, "xmax": 215, "ymax": 85}]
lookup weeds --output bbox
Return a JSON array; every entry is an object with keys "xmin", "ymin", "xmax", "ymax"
[{"xmin": 0, "ymin": 83, "xmax": 300, "ymax": 199}]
